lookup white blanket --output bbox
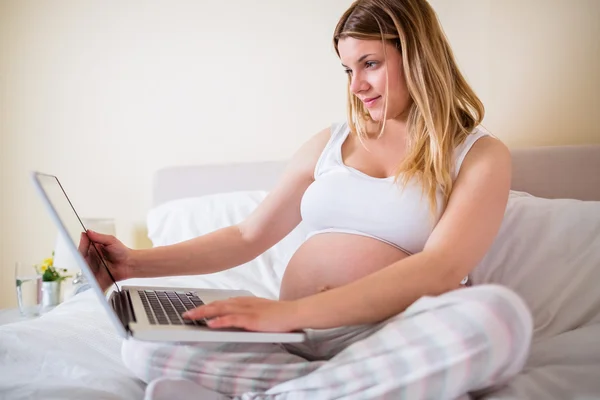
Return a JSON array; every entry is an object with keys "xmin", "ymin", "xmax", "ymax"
[
  {"xmin": 3, "ymin": 189, "xmax": 599, "ymax": 398},
  {"xmin": 479, "ymin": 323, "xmax": 600, "ymax": 399},
  {"xmin": 0, "ymin": 290, "xmax": 144, "ymax": 400},
  {"xmin": 1, "ymin": 288, "xmax": 599, "ymax": 399}
]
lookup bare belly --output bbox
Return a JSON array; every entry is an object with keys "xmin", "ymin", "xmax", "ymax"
[{"xmin": 279, "ymin": 233, "xmax": 410, "ymax": 301}]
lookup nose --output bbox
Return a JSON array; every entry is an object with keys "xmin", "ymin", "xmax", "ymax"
[{"xmin": 349, "ymin": 71, "xmax": 369, "ymax": 95}]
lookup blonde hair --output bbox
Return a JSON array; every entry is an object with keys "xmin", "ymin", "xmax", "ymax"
[{"xmin": 333, "ymin": 0, "xmax": 484, "ymax": 218}]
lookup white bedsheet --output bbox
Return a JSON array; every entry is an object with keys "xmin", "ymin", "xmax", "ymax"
[
  {"xmin": 1, "ymin": 287, "xmax": 599, "ymax": 399},
  {"xmin": 479, "ymin": 323, "xmax": 600, "ymax": 399},
  {"xmin": 0, "ymin": 290, "xmax": 144, "ymax": 400}
]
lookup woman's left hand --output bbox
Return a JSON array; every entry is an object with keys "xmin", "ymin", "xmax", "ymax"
[{"xmin": 182, "ymin": 297, "xmax": 301, "ymax": 332}]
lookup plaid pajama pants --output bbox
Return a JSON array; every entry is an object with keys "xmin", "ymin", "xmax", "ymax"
[{"xmin": 122, "ymin": 284, "xmax": 532, "ymax": 400}]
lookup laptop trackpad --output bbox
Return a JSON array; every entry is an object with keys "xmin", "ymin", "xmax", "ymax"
[{"xmin": 194, "ymin": 289, "xmax": 255, "ymax": 304}]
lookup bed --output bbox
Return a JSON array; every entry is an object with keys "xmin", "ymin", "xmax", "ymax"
[{"xmin": 1, "ymin": 144, "xmax": 600, "ymax": 400}]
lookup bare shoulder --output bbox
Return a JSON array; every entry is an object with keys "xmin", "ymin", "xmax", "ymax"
[
  {"xmin": 286, "ymin": 126, "xmax": 332, "ymax": 181},
  {"xmin": 460, "ymin": 135, "xmax": 511, "ymax": 178},
  {"xmin": 295, "ymin": 126, "xmax": 332, "ymax": 163},
  {"xmin": 237, "ymin": 126, "xmax": 332, "ymax": 246}
]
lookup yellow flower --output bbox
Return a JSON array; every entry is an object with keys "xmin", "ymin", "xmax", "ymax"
[
  {"xmin": 40, "ymin": 264, "xmax": 48, "ymax": 272},
  {"xmin": 43, "ymin": 257, "xmax": 54, "ymax": 267}
]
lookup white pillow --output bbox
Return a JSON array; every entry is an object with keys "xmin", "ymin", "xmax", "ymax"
[
  {"xmin": 138, "ymin": 189, "xmax": 600, "ymax": 341},
  {"xmin": 471, "ymin": 191, "xmax": 600, "ymax": 340},
  {"xmin": 135, "ymin": 191, "xmax": 307, "ymax": 300}
]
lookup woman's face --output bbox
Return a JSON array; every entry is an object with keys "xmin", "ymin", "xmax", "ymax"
[{"xmin": 337, "ymin": 37, "xmax": 411, "ymax": 122}]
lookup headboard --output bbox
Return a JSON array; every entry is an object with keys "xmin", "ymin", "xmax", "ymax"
[{"xmin": 152, "ymin": 144, "xmax": 600, "ymax": 207}]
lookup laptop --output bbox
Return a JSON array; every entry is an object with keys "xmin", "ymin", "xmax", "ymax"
[{"xmin": 31, "ymin": 171, "xmax": 306, "ymax": 343}]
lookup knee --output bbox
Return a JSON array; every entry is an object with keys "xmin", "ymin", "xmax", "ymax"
[
  {"xmin": 471, "ymin": 284, "xmax": 533, "ymax": 340},
  {"xmin": 466, "ymin": 284, "xmax": 534, "ymax": 380}
]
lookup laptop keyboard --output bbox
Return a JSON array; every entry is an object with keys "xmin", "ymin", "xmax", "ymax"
[{"xmin": 138, "ymin": 290, "xmax": 208, "ymax": 326}]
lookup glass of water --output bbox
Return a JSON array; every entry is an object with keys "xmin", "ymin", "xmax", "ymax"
[{"xmin": 15, "ymin": 262, "xmax": 42, "ymax": 317}]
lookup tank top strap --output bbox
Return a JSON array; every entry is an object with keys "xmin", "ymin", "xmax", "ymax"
[
  {"xmin": 453, "ymin": 126, "xmax": 494, "ymax": 180},
  {"xmin": 313, "ymin": 123, "xmax": 493, "ymax": 180},
  {"xmin": 313, "ymin": 121, "xmax": 350, "ymax": 178}
]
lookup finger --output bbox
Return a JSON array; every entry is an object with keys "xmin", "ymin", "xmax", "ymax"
[
  {"xmin": 182, "ymin": 302, "xmax": 237, "ymax": 320},
  {"xmin": 206, "ymin": 315, "xmax": 246, "ymax": 329},
  {"xmin": 181, "ymin": 304, "xmax": 222, "ymax": 320},
  {"xmin": 77, "ymin": 232, "xmax": 90, "ymax": 256},
  {"xmin": 182, "ymin": 306, "xmax": 211, "ymax": 320},
  {"xmin": 87, "ymin": 244, "xmax": 102, "ymax": 267},
  {"xmin": 78, "ymin": 234, "xmax": 99, "ymax": 270},
  {"xmin": 86, "ymin": 230, "xmax": 115, "ymax": 245},
  {"xmin": 100, "ymin": 246, "xmax": 112, "ymax": 259},
  {"xmin": 90, "ymin": 242, "xmax": 106, "ymax": 262}
]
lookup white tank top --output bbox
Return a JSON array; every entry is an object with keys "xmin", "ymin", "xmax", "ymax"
[{"xmin": 300, "ymin": 121, "xmax": 492, "ymax": 255}]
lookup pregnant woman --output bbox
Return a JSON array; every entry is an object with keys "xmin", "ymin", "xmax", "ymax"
[{"xmin": 83, "ymin": 0, "xmax": 532, "ymax": 398}]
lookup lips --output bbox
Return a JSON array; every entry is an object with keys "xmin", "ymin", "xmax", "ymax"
[{"xmin": 362, "ymin": 96, "xmax": 381, "ymax": 108}]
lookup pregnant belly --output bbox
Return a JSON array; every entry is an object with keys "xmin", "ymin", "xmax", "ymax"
[{"xmin": 278, "ymin": 233, "xmax": 410, "ymax": 301}]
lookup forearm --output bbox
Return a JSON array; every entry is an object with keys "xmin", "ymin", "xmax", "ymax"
[
  {"xmin": 295, "ymin": 251, "xmax": 457, "ymax": 329},
  {"xmin": 129, "ymin": 225, "xmax": 261, "ymax": 278}
]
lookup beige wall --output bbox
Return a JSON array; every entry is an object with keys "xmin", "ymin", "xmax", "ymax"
[{"xmin": 1, "ymin": 0, "xmax": 599, "ymax": 308}]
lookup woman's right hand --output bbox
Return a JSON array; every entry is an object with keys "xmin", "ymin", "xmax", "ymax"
[{"xmin": 77, "ymin": 230, "xmax": 134, "ymax": 292}]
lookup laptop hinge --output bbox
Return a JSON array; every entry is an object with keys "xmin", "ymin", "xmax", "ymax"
[{"xmin": 110, "ymin": 289, "xmax": 136, "ymax": 332}]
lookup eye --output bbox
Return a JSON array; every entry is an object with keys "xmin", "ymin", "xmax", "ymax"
[
  {"xmin": 344, "ymin": 68, "xmax": 352, "ymax": 75},
  {"xmin": 365, "ymin": 61, "xmax": 378, "ymax": 69}
]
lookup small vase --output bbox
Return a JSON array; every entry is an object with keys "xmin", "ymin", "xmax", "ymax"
[{"xmin": 41, "ymin": 281, "xmax": 61, "ymax": 312}]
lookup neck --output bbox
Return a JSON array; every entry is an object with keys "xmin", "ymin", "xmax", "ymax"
[
  {"xmin": 366, "ymin": 118, "xmax": 408, "ymax": 141},
  {"xmin": 383, "ymin": 118, "xmax": 408, "ymax": 138}
]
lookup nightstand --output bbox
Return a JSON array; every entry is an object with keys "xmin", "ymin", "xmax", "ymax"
[{"xmin": 0, "ymin": 308, "xmax": 39, "ymax": 326}]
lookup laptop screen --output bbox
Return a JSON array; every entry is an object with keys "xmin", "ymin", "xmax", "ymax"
[{"xmin": 34, "ymin": 173, "xmax": 120, "ymax": 293}]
